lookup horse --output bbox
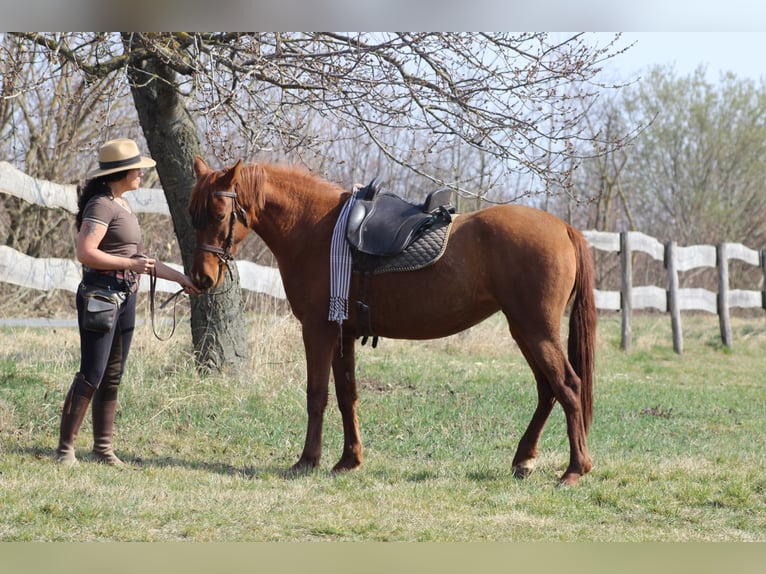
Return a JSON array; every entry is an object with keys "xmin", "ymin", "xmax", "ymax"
[{"xmin": 188, "ymin": 157, "xmax": 597, "ymax": 486}]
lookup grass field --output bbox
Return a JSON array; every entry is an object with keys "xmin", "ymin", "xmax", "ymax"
[{"xmin": 1, "ymin": 309, "xmax": 765, "ymax": 541}]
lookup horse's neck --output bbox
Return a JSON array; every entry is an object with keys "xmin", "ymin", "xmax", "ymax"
[{"xmin": 254, "ymin": 167, "xmax": 343, "ymax": 259}]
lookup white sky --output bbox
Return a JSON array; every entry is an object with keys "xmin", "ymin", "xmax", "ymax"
[{"xmin": 593, "ymin": 32, "xmax": 766, "ymax": 83}]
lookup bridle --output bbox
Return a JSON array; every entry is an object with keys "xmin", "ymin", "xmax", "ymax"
[
  {"xmin": 146, "ymin": 187, "xmax": 247, "ymax": 339},
  {"xmin": 194, "ymin": 188, "xmax": 248, "ymax": 289}
]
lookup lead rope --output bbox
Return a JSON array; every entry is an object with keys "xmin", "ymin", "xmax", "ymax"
[{"xmin": 149, "ymin": 268, "xmax": 181, "ymax": 341}]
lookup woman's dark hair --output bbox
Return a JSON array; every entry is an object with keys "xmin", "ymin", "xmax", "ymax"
[{"xmin": 75, "ymin": 170, "xmax": 130, "ymax": 231}]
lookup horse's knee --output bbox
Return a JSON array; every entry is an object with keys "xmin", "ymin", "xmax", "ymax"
[{"xmin": 307, "ymin": 392, "xmax": 329, "ymax": 415}]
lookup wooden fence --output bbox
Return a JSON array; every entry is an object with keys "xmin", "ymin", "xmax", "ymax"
[
  {"xmin": 583, "ymin": 230, "xmax": 766, "ymax": 353},
  {"xmin": 3, "ymin": 161, "xmax": 765, "ymax": 351}
]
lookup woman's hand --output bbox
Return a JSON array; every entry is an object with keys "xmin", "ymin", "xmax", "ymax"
[
  {"xmin": 179, "ymin": 276, "xmax": 202, "ymax": 296},
  {"xmin": 129, "ymin": 254, "xmax": 156, "ymax": 274}
]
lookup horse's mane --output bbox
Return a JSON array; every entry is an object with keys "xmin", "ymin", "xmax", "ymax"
[
  {"xmin": 237, "ymin": 163, "xmax": 267, "ymax": 215},
  {"xmin": 190, "ymin": 161, "xmax": 343, "ymax": 228},
  {"xmin": 256, "ymin": 163, "xmax": 343, "ymax": 194}
]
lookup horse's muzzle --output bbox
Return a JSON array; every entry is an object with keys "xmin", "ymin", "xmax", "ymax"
[{"xmin": 191, "ymin": 271, "xmax": 215, "ymax": 290}]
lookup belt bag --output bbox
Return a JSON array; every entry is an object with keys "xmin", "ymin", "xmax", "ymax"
[{"xmin": 81, "ymin": 284, "xmax": 126, "ymax": 333}]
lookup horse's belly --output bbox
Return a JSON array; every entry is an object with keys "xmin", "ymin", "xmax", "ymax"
[{"xmin": 355, "ymin": 266, "xmax": 499, "ymax": 339}]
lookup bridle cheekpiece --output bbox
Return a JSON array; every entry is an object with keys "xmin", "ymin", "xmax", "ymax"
[{"xmin": 195, "ymin": 188, "xmax": 248, "ymax": 283}]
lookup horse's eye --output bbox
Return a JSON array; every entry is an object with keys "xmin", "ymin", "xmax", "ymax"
[{"xmin": 215, "ymin": 213, "xmax": 226, "ymax": 222}]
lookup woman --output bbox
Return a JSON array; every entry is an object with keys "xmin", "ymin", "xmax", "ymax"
[{"xmin": 55, "ymin": 138, "xmax": 200, "ymax": 466}]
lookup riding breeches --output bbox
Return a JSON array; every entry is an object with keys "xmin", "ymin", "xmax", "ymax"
[{"xmin": 76, "ymin": 278, "xmax": 137, "ymax": 389}]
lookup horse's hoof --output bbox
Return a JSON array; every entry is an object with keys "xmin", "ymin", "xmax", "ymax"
[
  {"xmin": 556, "ymin": 473, "xmax": 580, "ymax": 487},
  {"xmin": 512, "ymin": 461, "xmax": 535, "ymax": 479},
  {"xmin": 331, "ymin": 458, "xmax": 362, "ymax": 473},
  {"xmin": 285, "ymin": 459, "xmax": 317, "ymax": 478}
]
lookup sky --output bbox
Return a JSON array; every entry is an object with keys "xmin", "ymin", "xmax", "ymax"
[{"xmin": 593, "ymin": 32, "xmax": 766, "ymax": 84}]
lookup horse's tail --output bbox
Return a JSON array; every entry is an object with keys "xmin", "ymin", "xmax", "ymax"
[{"xmin": 566, "ymin": 227, "xmax": 597, "ymax": 434}]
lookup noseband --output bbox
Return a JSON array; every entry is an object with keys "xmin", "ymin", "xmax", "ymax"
[{"xmin": 195, "ymin": 189, "xmax": 248, "ymax": 285}]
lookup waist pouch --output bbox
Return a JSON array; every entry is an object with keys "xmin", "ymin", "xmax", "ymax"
[{"xmin": 80, "ymin": 283, "xmax": 127, "ymax": 333}]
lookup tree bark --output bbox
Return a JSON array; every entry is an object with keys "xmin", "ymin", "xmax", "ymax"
[{"xmin": 124, "ymin": 36, "xmax": 247, "ymax": 371}]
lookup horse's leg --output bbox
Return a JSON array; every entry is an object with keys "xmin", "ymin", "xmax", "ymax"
[
  {"xmin": 511, "ymin": 367, "xmax": 556, "ymax": 478},
  {"xmin": 290, "ymin": 325, "xmax": 335, "ymax": 474},
  {"xmin": 331, "ymin": 335, "xmax": 363, "ymax": 472},
  {"xmin": 555, "ymin": 360, "xmax": 592, "ymax": 486},
  {"xmin": 509, "ymin": 323, "xmax": 591, "ymax": 486},
  {"xmin": 531, "ymin": 341, "xmax": 591, "ymax": 486}
]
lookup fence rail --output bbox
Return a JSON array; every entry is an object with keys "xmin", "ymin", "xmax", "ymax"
[{"xmin": 3, "ymin": 161, "xmax": 765, "ymax": 351}]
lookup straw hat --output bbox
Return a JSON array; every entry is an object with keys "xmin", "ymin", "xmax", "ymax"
[{"xmin": 87, "ymin": 138, "xmax": 156, "ymax": 179}]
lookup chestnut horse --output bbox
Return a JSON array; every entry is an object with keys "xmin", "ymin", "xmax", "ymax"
[{"xmin": 189, "ymin": 157, "xmax": 597, "ymax": 486}]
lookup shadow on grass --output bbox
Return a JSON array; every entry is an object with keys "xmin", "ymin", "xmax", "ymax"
[
  {"xmin": 13, "ymin": 443, "xmax": 532, "ymax": 484},
  {"xmin": 9, "ymin": 443, "xmax": 294, "ymax": 480},
  {"xmin": 127, "ymin": 454, "xmax": 268, "ymax": 479},
  {"xmin": 117, "ymin": 454, "xmax": 345, "ymax": 481}
]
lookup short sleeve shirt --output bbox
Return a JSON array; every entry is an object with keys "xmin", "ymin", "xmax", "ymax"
[{"xmin": 82, "ymin": 195, "xmax": 144, "ymax": 258}]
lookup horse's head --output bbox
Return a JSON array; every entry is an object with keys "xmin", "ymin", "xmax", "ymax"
[{"xmin": 189, "ymin": 156, "xmax": 251, "ymax": 290}]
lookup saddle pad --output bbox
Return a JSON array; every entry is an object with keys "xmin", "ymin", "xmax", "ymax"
[{"xmin": 352, "ymin": 217, "xmax": 453, "ymax": 275}]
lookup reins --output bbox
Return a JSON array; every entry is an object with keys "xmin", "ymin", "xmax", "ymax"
[{"xmin": 148, "ymin": 268, "xmax": 181, "ymax": 341}]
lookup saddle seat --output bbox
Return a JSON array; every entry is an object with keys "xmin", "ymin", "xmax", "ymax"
[{"xmin": 346, "ymin": 178, "xmax": 455, "ymax": 257}]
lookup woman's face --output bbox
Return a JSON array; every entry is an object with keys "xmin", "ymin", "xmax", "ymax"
[{"xmin": 123, "ymin": 168, "xmax": 144, "ymax": 189}]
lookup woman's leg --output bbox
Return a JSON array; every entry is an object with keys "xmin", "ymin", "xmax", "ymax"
[
  {"xmin": 91, "ymin": 293, "xmax": 136, "ymax": 465},
  {"xmin": 55, "ymin": 373, "xmax": 97, "ymax": 465},
  {"xmin": 56, "ymin": 287, "xmax": 127, "ymax": 465}
]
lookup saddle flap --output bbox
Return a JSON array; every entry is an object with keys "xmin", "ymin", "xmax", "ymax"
[{"xmin": 346, "ymin": 200, "xmax": 368, "ymax": 242}]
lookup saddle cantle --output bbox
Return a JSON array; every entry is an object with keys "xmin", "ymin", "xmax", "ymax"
[{"xmin": 346, "ymin": 178, "xmax": 454, "ymax": 257}]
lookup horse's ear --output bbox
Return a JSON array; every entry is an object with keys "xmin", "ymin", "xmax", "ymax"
[
  {"xmin": 222, "ymin": 159, "xmax": 244, "ymax": 188},
  {"xmin": 231, "ymin": 159, "xmax": 243, "ymax": 182},
  {"xmin": 193, "ymin": 156, "xmax": 210, "ymax": 178}
]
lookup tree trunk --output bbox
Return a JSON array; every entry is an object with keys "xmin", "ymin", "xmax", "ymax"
[{"xmin": 124, "ymin": 35, "xmax": 247, "ymax": 371}]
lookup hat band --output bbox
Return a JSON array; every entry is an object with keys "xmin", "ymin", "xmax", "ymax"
[{"xmin": 99, "ymin": 154, "xmax": 141, "ymax": 171}]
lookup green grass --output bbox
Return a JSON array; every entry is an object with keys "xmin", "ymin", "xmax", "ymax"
[{"xmin": 1, "ymin": 311, "xmax": 765, "ymax": 541}]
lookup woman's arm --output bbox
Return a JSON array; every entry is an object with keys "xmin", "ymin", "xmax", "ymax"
[{"xmin": 153, "ymin": 261, "xmax": 202, "ymax": 295}]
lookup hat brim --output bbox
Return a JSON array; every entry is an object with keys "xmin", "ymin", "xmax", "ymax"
[{"xmin": 86, "ymin": 156, "xmax": 156, "ymax": 179}]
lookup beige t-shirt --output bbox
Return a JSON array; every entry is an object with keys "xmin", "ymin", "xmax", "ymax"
[{"xmin": 82, "ymin": 195, "xmax": 144, "ymax": 258}]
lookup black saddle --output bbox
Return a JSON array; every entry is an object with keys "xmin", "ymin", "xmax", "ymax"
[{"xmin": 346, "ymin": 178, "xmax": 454, "ymax": 257}]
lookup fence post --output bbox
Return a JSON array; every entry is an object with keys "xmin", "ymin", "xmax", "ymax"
[
  {"xmin": 666, "ymin": 241, "xmax": 683, "ymax": 354},
  {"xmin": 620, "ymin": 231, "xmax": 632, "ymax": 352},
  {"xmin": 717, "ymin": 242, "xmax": 733, "ymax": 348},
  {"xmin": 761, "ymin": 249, "xmax": 766, "ymax": 310}
]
